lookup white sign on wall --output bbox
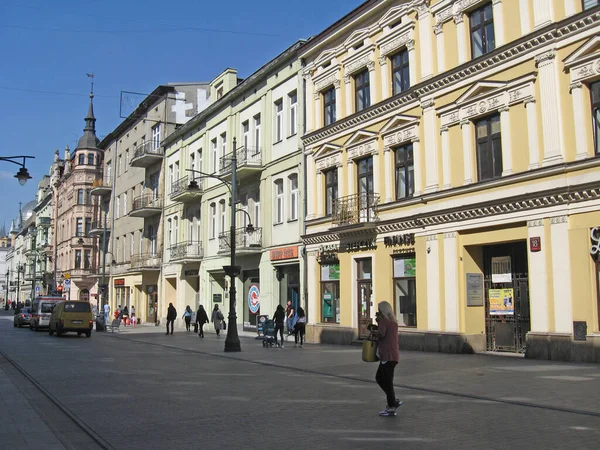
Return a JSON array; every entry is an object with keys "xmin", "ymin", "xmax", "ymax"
[{"xmin": 491, "ymin": 256, "xmax": 512, "ymax": 283}]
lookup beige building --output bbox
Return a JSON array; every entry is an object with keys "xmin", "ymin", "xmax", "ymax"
[{"xmin": 301, "ymin": 0, "xmax": 600, "ymax": 361}]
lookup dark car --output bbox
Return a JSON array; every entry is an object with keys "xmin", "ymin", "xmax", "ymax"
[{"xmin": 14, "ymin": 307, "xmax": 32, "ymax": 328}]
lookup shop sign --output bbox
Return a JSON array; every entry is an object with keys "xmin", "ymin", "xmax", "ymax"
[
  {"xmin": 184, "ymin": 269, "xmax": 199, "ymax": 277},
  {"xmin": 491, "ymin": 256, "xmax": 512, "ymax": 283},
  {"xmin": 213, "ymin": 293, "xmax": 222, "ymax": 303},
  {"xmin": 590, "ymin": 228, "xmax": 600, "ymax": 256},
  {"xmin": 384, "ymin": 233, "xmax": 415, "ymax": 247},
  {"xmin": 321, "ymin": 264, "xmax": 340, "ymax": 281},
  {"xmin": 344, "ymin": 238, "xmax": 377, "ymax": 252},
  {"xmin": 270, "ymin": 246, "xmax": 298, "ymax": 261},
  {"xmin": 114, "ymin": 278, "xmax": 125, "ymax": 286},
  {"xmin": 529, "ymin": 236, "xmax": 541, "ymax": 253},
  {"xmin": 393, "ymin": 257, "xmax": 416, "ymax": 277},
  {"xmin": 488, "ymin": 288, "xmax": 514, "ymax": 315},
  {"xmin": 466, "ymin": 273, "xmax": 484, "ymax": 306},
  {"xmin": 248, "ymin": 284, "xmax": 260, "ymax": 314}
]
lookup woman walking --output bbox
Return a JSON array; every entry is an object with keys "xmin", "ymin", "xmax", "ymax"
[
  {"xmin": 196, "ymin": 305, "xmax": 209, "ymax": 338},
  {"xmin": 183, "ymin": 305, "xmax": 193, "ymax": 331},
  {"xmin": 211, "ymin": 305, "xmax": 224, "ymax": 337},
  {"xmin": 294, "ymin": 307, "xmax": 307, "ymax": 348},
  {"xmin": 273, "ymin": 305, "xmax": 286, "ymax": 348},
  {"xmin": 373, "ymin": 301, "xmax": 401, "ymax": 417}
]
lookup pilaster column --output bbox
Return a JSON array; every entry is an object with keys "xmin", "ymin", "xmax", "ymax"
[
  {"xmin": 520, "ymin": 0, "xmax": 531, "ymax": 35},
  {"xmin": 367, "ymin": 61, "xmax": 377, "ymax": 105},
  {"xmin": 434, "ymin": 25, "xmax": 445, "ymax": 74},
  {"xmin": 535, "ymin": 50, "xmax": 565, "ymax": 165},
  {"xmin": 337, "ymin": 164, "xmax": 344, "ymax": 198},
  {"xmin": 454, "ymin": 14, "xmax": 467, "ymax": 65},
  {"xmin": 383, "ymin": 148, "xmax": 393, "ymax": 203},
  {"xmin": 570, "ymin": 82, "xmax": 590, "ymax": 160},
  {"xmin": 314, "ymin": 92, "xmax": 322, "ymax": 130},
  {"xmin": 550, "ymin": 216, "xmax": 573, "ymax": 334},
  {"xmin": 316, "ymin": 170, "xmax": 324, "ymax": 218},
  {"xmin": 306, "ymin": 153, "xmax": 316, "ymax": 219},
  {"xmin": 412, "ymin": 138, "xmax": 422, "ymax": 196},
  {"xmin": 344, "ymin": 75, "xmax": 353, "ymax": 118},
  {"xmin": 564, "ymin": 0, "xmax": 577, "ymax": 17},
  {"xmin": 533, "ymin": 0, "xmax": 554, "ymax": 28},
  {"xmin": 461, "ymin": 120, "xmax": 474, "ymax": 184},
  {"xmin": 525, "ymin": 98, "xmax": 540, "ymax": 169},
  {"xmin": 334, "ymin": 79, "xmax": 342, "ymax": 121},
  {"xmin": 492, "ymin": 0, "xmax": 505, "ymax": 46},
  {"xmin": 426, "ymin": 234, "xmax": 440, "ymax": 331},
  {"xmin": 379, "ymin": 56, "xmax": 390, "ymax": 100},
  {"xmin": 347, "ymin": 159, "xmax": 355, "ymax": 197},
  {"xmin": 527, "ymin": 219, "xmax": 549, "ymax": 332},
  {"xmin": 417, "ymin": 5, "xmax": 433, "ymax": 80},
  {"xmin": 443, "ymin": 232, "xmax": 459, "ymax": 332},
  {"xmin": 304, "ymin": 75, "xmax": 314, "ymax": 133},
  {"xmin": 407, "ymin": 40, "xmax": 417, "ymax": 87},
  {"xmin": 372, "ymin": 150, "xmax": 380, "ymax": 199},
  {"xmin": 440, "ymin": 126, "xmax": 451, "ymax": 189},
  {"xmin": 422, "ymin": 99, "xmax": 439, "ymax": 193},
  {"xmin": 499, "ymin": 106, "xmax": 513, "ymax": 176}
]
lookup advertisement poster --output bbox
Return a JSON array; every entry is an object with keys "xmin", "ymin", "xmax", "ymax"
[
  {"xmin": 489, "ymin": 288, "xmax": 514, "ymax": 315},
  {"xmin": 322, "ymin": 292, "xmax": 334, "ymax": 318},
  {"xmin": 321, "ymin": 264, "xmax": 340, "ymax": 281},
  {"xmin": 394, "ymin": 258, "xmax": 416, "ymax": 277},
  {"xmin": 247, "ymin": 284, "xmax": 260, "ymax": 314},
  {"xmin": 491, "ymin": 256, "xmax": 512, "ymax": 283}
]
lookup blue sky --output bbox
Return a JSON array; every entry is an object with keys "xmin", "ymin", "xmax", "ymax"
[{"xmin": 0, "ymin": 0, "xmax": 364, "ymax": 231}]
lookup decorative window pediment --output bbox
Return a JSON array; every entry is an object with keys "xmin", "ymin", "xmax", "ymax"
[
  {"xmin": 379, "ymin": 114, "xmax": 419, "ymax": 134},
  {"xmin": 344, "ymin": 130, "xmax": 377, "ymax": 148},
  {"xmin": 563, "ymin": 36, "xmax": 600, "ymax": 84},
  {"xmin": 314, "ymin": 49, "xmax": 338, "ymax": 70},
  {"xmin": 345, "ymin": 130, "xmax": 378, "ymax": 160},
  {"xmin": 376, "ymin": 19, "xmax": 415, "ymax": 57},
  {"xmin": 438, "ymin": 74, "xmax": 536, "ymax": 128},
  {"xmin": 379, "ymin": 115, "xmax": 419, "ymax": 151},
  {"xmin": 342, "ymin": 44, "xmax": 376, "ymax": 76},
  {"xmin": 378, "ymin": 4, "xmax": 411, "ymax": 30},
  {"xmin": 312, "ymin": 65, "xmax": 341, "ymax": 93},
  {"xmin": 343, "ymin": 28, "xmax": 372, "ymax": 50},
  {"xmin": 314, "ymin": 143, "xmax": 342, "ymax": 172}
]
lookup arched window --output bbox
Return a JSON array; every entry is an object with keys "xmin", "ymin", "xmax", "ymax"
[
  {"xmin": 78, "ymin": 154, "xmax": 85, "ymax": 165},
  {"xmin": 87, "ymin": 154, "xmax": 94, "ymax": 165}
]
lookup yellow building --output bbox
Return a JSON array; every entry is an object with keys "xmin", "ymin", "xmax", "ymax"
[{"xmin": 301, "ymin": 0, "xmax": 600, "ymax": 361}]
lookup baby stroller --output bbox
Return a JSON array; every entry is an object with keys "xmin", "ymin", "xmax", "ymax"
[{"xmin": 262, "ymin": 319, "xmax": 276, "ymax": 348}]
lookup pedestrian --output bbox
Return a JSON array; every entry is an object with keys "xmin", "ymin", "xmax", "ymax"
[
  {"xmin": 211, "ymin": 305, "xmax": 224, "ymax": 338},
  {"xmin": 122, "ymin": 305, "xmax": 129, "ymax": 326},
  {"xmin": 183, "ymin": 305, "xmax": 193, "ymax": 332},
  {"xmin": 196, "ymin": 305, "xmax": 209, "ymax": 338},
  {"xmin": 285, "ymin": 299, "xmax": 295, "ymax": 336},
  {"xmin": 372, "ymin": 301, "xmax": 401, "ymax": 417},
  {"xmin": 294, "ymin": 307, "xmax": 307, "ymax": 348},
  {"xmin": 103, "ymin": 303, "xmax": 110, "ymax": 324},
  {"xmin": 166, "ymin": 302, "xmax": 177, "ymax": 335},
  {"xmin": 130, "ymin": 305, "xmax": 136, "ymax": 326},
  {"xmin": 115, "ymin": 305, "xmax": 121, "ymax": 320},
  {"xmin": 273, "ymin": 304, "xmax": 285, "ymax": 348}
]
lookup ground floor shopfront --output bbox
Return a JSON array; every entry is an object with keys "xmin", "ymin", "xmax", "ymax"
[
  {"xmin": 109, "ymin": 271, "xmax": 159, "ymax": 325},
  {"xmin": 305, "ymin": 210, "xmax": 600, "ymax": 362}
]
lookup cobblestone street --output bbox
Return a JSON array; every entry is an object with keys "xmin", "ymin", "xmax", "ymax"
[{"xmin": 1, "ymin": 312, "xmax": 600, "ymax": 449}]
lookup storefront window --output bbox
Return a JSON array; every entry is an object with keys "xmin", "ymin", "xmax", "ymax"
[
  {"xmin": 147, "ymin": 285, "xmax": 157, "ymax": 324},
  {"xmin": 321, "ymin": 263, "xmax": 340, "ymax": 323},
  {"xmin": 243, "ymin": 269, "xmax": 260, "ymax": 328},
  {"xmin": 393, "ymin": 256, "xmax": 416, "ymax": 327}
]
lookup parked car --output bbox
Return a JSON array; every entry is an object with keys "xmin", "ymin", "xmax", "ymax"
[
  {"xmin": 14, "ymin": 307, "xmax": 32, "ymax": 328},
  {"xmin": 49, "ymin": 301, "xmax": 93, "ymax": 337}
]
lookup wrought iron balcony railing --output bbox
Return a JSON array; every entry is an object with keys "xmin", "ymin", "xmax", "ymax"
[
  {"xmin": 219, "ymin": 146, "xmax": 262, "ymax": 176},
  {"xmin": 132, "ymin": 194, "xmax": 163, "ymax": 211},
  {"xmin": 133, "ymin": 141, "xmax": 163, "ymax": 159},
  {"xmin": 37, "ymin": 217, "xmax": 51, "ymax": 227},
  {"xmin": 170, "ymin": 176, "xmax": 203, "ymax": 201},
  {"xmin": 332, "ymin": 193, "xmax": 380, "ymax": 227},
  {"xmin": 169, "ymin": 241, "xmax": 204, "ymax": 261},
  {"xmin": 218, "ymin": 227, "xmax": 263, "ymax": 253}
]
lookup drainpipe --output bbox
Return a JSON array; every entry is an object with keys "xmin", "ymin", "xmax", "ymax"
[{"xmin": 301, "ymin": 66, "xmax": 309, "ymax": 322}]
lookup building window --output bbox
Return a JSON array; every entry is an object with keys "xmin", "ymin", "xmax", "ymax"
[
  {"xmin": 274, "ymin": 179, "xmax": 284, "ymax": 224},
  {"xmin": 221, "ymin": 133, "xmax": 227, "ymax": 161},
  {"xmin": 78, "ymin": 154, "xmax": 85, "ymax": 165},
  {"xmin": 470, "ymin": 3, "xmax": 495, "ymax": 59},
  {"xmin": 289, "ymin": 91, "xmax": 297, "ymax": 136},
  {"xmin": 254, "ymin": 190, "xmax": 261, "ymax": 228},
  {"xmin": 87, "ymin": 154, "xmax": 94, "ymax": 165},
  {"xmin": 130, "ymin": 232, "xmax": 134, "ymax": 258},
  {"xmin": 212, "ymin": 139, "xmax": 218, "ymax": 173},
  {"xmin": 151, "ymin": 124, "xmax": 161, "ymax": 150},
  {"xmin": 198, "ymin": 150, "xmax": 203, "ymax": 174},
  {"xmin": 254, "ymin": 114, "xmax": 261, "ymax": 149},
  {"xmin": 219, "ymin": 200, "xmax": 226, "ymax": 233},
  {"xmin": 393, "ymin": 256, "xmax": 417, "ymax": 327},
  {"xmin": 125, "ymin": 150, "xmax": 130, "ymax": 167},
  {"xmin": 475, "ymin": 114, "xmax": 502, "ymax": 181},
  {"xmin": 84, "ymin": 250, "xmax": 91, "ymax": 269},
  {"xmin": 210, "ymin": 203, "xmax": 216, "ymax": 239},
  {"xmin": 118, "ymin": 155, "xmax": 122, "ymax": 176},
  {"xmin": 75, "ymin": 250, "xmax": 82, "ymax": 269},
  {"xmin": 122, "ymin": 193, "xmax": 127, "ymax": 216},
  {"xmin": 289, "ymin": 174, "xmax": 298, "ymax": 221},
  {"xmin": 189, "ymin": 153, "xmax": 195, "ymax": 179},
  {"xmin": 173, "ymin": 216, "xmax": 178, "ymax": 245},
  {"xmin": 321, "ymin": 263, "xmax": 340, "ymax": 323},
  {"xmin": 167, "ymin": 219, "xmax": 172, "ymax": 247},
  {"xmin": 149, "ymin": 225, "xmax": 157, "ymax": 255},
  {"xmin": 242, "ymin": 121, "xmax": 250, "ymax": 149},
  {"xmin": 391, "ymin": 49, "xmax": 410, "ymax": 95},
  {"xmin": 106, "ymin": 161, "xmax": 111, "ymax": 180},
  {"xmin": 591, "ymin": 81, "xmax": 600, "ymax": 154},
  {"xmin": 85, "ymin": 218, "xmax": 92, "ymax": 235},
  {"xmin": 275, "ymin": 99, "xmax": 283, "ymax": 142},
  {"xmin": 77, "ymin": 189, "xmax": 85, "ymax": 205},
  {"xmin": 323, "ymin": 87, "xmax": 336, "ymax": 126},
  {"xmin": 217, "ymin": 86, "xmax": 223, "ymax": 99},
  {"xmin": 354, "ymin": 69, "xmax": 371, "ymax": 112},
  {"xmin": 584, "ymin": 0, "xmax": 600, "ymax": 10},
  {"xmin": 325, "ymin": 168, "xmax": 338, "ymax": 217},
  {"xmin": 395, "ymin": 144, "xmax": 414, "ymax": 200},
  {"xmin": 116, "ymin": 196, "xmax": 120, "ymax": 219},
  {"xmin": 76, "ymin": 218, "xmax": 83, "ymax": 236}
]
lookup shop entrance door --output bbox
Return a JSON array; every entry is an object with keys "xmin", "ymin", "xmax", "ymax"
[
  {"xmin": 358, "ymin": 282, "xmax": 372, "ymax": 339},
  {"xmin": 483, "ymin": 242, "xmax": 531, "ymax": 353}
]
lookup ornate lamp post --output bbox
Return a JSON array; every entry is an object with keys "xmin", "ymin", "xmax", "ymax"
[
  {"xmin": 15, "ymin": 264, "xmax": 24, "ymax": 307},
  {"xmin": 0, "ymin": 155, "xmax": 35, "ymax": 185}
]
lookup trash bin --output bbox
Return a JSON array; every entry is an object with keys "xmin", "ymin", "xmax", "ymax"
[{"xmin": 96, "ymin": 316, "xmax": 106, "ymax": 332}]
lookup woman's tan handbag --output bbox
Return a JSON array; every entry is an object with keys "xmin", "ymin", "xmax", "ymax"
[{"xmin": 362, "ymin": 335, "xmax": 379, "ymax": 362}]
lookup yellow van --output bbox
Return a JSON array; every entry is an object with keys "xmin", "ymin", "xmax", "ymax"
[{"xmin": 48, "ymin": 301, "xmax": 93, "ymax": 337}]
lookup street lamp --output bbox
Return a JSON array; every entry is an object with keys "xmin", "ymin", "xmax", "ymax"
[
  {"xmin": 0, "ymin": 156, "xmax": 35, "ymax": 186},
  {"xmin": 4, "ymin": 269, "xmax": 9, "ymax": 310},
  {"xmin": 186, "ymin": 137, "xmax": 252, "ymax": 353}
]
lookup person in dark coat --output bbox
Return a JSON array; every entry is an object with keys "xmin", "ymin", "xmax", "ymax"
[
  {"xmin": 196, "ymin": 305, "xmax": 209, "ymax": 338},
  {"xmin": 273, "ymin": 305, "xmax": 286, "ymax": 348},
  {"xmin": 166, "ymin": 303, "xmax": 177, "ymax": 335}
]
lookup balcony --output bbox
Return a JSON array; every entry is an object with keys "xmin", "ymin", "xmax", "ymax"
[
  {"xmin": 90, "ymin": 178, "xmax": 112, "ymax": 196},
  {"xmin": 330, "ymin": 193, "xmax": 380, "ymax": 232},
  {"xmin": 218, "ymin": 227, "xmax": 263, "ymax": 254},
  {"xmin": 130, "ymin": 194, "xmax": 163, "ymax": 218},
  {"xmin": 69, "ymin": 268, "xmax": 94, "ymax": 278},
  {"xmin": 37, "ymin": 217, "xmax": 52, "ymax": 227},
  {"xmin": 169, "ymin": 241, "xmax": 204, "ymax": 263},
  {"xmin": 130, "ymin": 253, "xmax": 161, "ymax": 271},
  {"xmin": 219, "ymin": 146, "xmax": 262, "ymax": 180},
  {"xmin": 130, "ymin": 141, "xmax": 164, "ymax": 168},
  {"xmin": 170, "ymin": 176, "xmax": 203, "ymax": 203},
  {"xmin": 88, "ymin": 221, "xmax": 111, "ymax": 237}
]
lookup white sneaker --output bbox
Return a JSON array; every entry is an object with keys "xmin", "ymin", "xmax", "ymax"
[{"xmin": 379, "ymin": 407, "xmax": 396, "ymax": 417}]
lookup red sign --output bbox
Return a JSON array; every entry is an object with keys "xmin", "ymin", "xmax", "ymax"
[
  {"xmin": 530, "ymin": 237, "xmax": 541, "ymax": 252},
  {"xmin": 114, "ymin": 278, "xmax": 125, "ymax": 286},
  {"xmin": 270, "ymin": 246, "xmax": 298, "ymax": 261}
]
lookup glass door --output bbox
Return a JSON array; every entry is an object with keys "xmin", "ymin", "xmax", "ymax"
[
  {"xmin": 357, "ymin": 157, "xmax": 374, "ymax": 222},
  {"xmin": 357, "ymin": 258, "xmax": 373, "ymax": 338}
]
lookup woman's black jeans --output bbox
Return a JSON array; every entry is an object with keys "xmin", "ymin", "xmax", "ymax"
[
  {"xmin": 275, "ymin": 322, "xmax": 284, "ymax": 346},
  {"xmin": 184, "ymin": 317, "xmax": 191, "ymax": 331},
  {"xmin": 294, "ymin": 323, "xmax": 306, "ymax": 345},
  {"xmin": 375, "ymin": 361, "xmax": 398, "ymax": 408}
]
